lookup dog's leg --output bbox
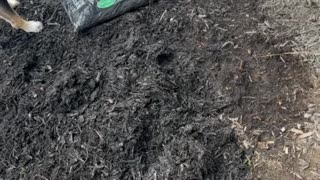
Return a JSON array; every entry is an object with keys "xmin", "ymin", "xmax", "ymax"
[
  {"xmin": 7, "ymin": 0, "xmax": 20, "ymax": 8},
  {"xmin": 0, "ymin": 0, "xmax": 43, "ymax": 32}
]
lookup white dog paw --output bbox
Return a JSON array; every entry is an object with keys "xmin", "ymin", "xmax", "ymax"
[
  {"xmin": 8, "ymin": 0, "xmax": 20, "ymax": 8},
  {"xmin": 23, "ymin": 21, "xmax": 43, "ymax": 33}
]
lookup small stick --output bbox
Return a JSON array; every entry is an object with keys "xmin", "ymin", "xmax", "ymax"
[{"xmin": 257, "ymin": 51, "xmax": 320, "ymax": 57}]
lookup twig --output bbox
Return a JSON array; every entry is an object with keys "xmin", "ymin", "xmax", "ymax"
[{"xmin": 256, "ymin": 51, "xmax": 320, "ymax": 57}]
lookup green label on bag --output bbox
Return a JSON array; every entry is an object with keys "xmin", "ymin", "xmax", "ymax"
[{"xmin": 97, "ymin": 0, "xmax": 116, "ymax": 8}]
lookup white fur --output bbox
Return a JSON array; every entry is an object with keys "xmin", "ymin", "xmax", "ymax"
[
  {"xmin": 8, "ymin": 0, "xmax": 20, "ymax": 8},
  {"xmin": 22, "ymin": 21, "xmax": 43, "ymax": 33}
]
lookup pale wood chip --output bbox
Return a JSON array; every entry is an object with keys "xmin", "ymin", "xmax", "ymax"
[
  {"xmin": 290, "ymin": 128, "xmax": 304, "ymax": 135},
  {"xmin": 298, "ymin": 131, "xmax": 313, "ymax": 139}
]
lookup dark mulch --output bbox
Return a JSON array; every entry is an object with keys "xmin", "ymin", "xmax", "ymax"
[{"xmin": 0, "ymin": 0, "xmax": 312, "ymax": 179}]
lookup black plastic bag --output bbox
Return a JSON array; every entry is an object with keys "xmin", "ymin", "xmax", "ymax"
[{"xmin": 63, "ymin": 0, "xmax": 152, "ymax": 32}]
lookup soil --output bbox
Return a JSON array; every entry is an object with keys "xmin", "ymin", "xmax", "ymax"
[
  {"xmin": 0, "ymin": 0, "xmax": 312, "ymax": 179},
  {"xmin": 254, "ymin": 1, "xmax": 320, "ymax": 179}
]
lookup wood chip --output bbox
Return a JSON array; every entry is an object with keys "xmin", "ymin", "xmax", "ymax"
[
  {"xmin": 267, "ymin": 141, "xmax": 275, "ymax": 145},
  {"xmin": 221, "ymin": 41, "xmax": 234, "ymax": 48},
  {"xmin": 290, "ymin": 128, "xmax": 304, "ymax": 135},
  {"xmin": 291, "ymin": 172, "xmax": 303, "ymax": 179},
  {"xmin": 243, "ymin": 140, "xmax": 251, "ymax": 149},
  {"xmin": 310, "ymin": 171, "xmax": 320, "ymax": 177},
  {"xmin": 297, "ymin": 159, "xmax": 309, "ymax": 170},
  {"xmin": 297, "ymin": 124, "xmax": 302, "ymax": 129},
  {"xmin": 298, "ymin": 132, "xmax": 313, "ymax": 139},
  {"xmin": 304, "ymin": 113, "xmax": 312, "ymax": 118},
  {"xmin": 258, "ymin": 142, "xmax": 269, "ymax": 150},
  {"xmin": 284, "ymin": 146, "xmax": 289, "ymax": 154}
]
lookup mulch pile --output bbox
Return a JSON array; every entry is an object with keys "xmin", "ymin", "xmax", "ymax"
[{"xmin": 0, "ymin": 0, "xmax": 310, "ymax": 179}]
